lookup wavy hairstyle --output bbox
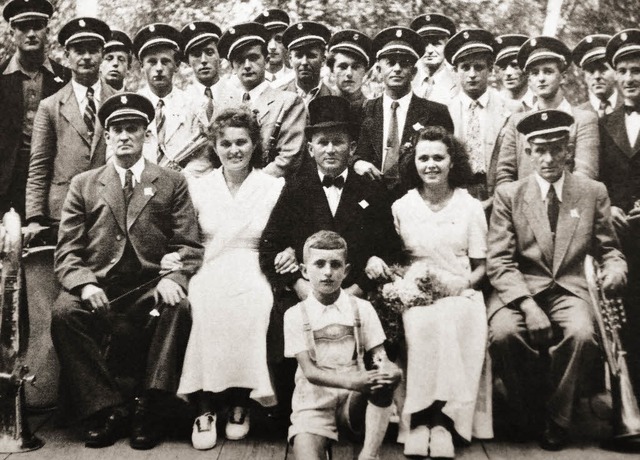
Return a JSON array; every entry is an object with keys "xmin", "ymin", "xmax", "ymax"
[
  {"xmin": 400, "ymin": 125, "xmax": 474, "ymax": 191},
  {"xmin": 207, "ymin": 107, "xmax": 263, "ymax": 169}
]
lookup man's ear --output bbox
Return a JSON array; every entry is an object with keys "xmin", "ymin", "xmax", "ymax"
[
  {"xmin": 348, "ymin": 140, "xmax": 357, "ymax": 156},
  {"xmin": 104, "ymin": 130, "xmax": 111, "ymax": 142},
  {"xmin": 145, "ymin": 128, "xmax": 153, "ymax": 141},
  {"xmin": 410, "ymin": 64, "xmax": 418, "ymax": 78},
  {"xmin": 307, "ymin": 141, "xmax": 314, "ymax": 157},
  {"xmin": 524, "ymin": 146, "xmax": 532, "ymax": 156},
  {"xmin": 344, "ymin": 262, "xmax": 351, "ymax": 278},
  {"xmin": 300, "ymin": 263, "xmax": 308, "ymax": 280}
]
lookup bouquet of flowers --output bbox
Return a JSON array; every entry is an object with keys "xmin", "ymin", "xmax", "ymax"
[{"xmin": 369, "ymin": 261, "xmax": 460, "ymax": 346}]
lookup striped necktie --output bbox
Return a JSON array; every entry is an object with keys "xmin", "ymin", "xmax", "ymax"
[
  {"xmin": 382, "ymin": 101, "xmax": 400, "ymax": 178},
  {"xmin": 155, "ymin": 99, "xmax": 166, "ymax": 163},
  {"xmin": 205, "ymin": 87, "xmax": 214, "ymax": 121},
  {"xmin": 466, "ymin": 100, "xmax": 486, "ymax": 174},
  {"xmin": 84, "ymin": 87, "xmax": 96, "ymax": 140}
]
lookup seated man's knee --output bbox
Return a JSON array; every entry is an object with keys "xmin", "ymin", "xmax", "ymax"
[
  {"xmin": 563, "ymin": 311, "xmax": 596, "ymax": 344},
  {"xmin": 489, "ymin": 310, "xmax": 524, "ymax": 346},
  {"xmin": 51, "ymin": 291, "xmax": 83, "ymax": 329}
]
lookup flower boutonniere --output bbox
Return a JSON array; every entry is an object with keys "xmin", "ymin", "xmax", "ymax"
[
  {"xmin": 412, "ymin": 122, "xmax": 425, "ymax": 132},
  {"xmin": 54, "ymin": 76, "xmax": 64, "ymax": 83},
  {"xmin": 570, "ymin": 208, "xmax": 580, "ymax": 219}
]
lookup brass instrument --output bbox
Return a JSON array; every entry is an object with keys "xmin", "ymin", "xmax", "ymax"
[
  {"xmin": 264, "ymin": 105, "xmax": 286, "ymax": 167},
  {"xmin": 162, "ymin": 129, "xmax": 210, "ymax": 172},
  {"xmin": 585, "ymin": 255, "xmax": 640, "ymax": 451},
  {"xmin": 0, "ymin": 210, "xmax": 43, "ymax": 452}
]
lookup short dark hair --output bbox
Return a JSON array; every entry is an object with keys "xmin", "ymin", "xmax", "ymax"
[
  {"xmin": 208, "ymin": 107, "xmax": 263, "ymax": 169},
  {"xmin": 303, "ymin": 230, "xmax": 348, "ymax": 263},
  {"xmin": 326, "ymin": 49, "xmax": 368, "ymax": 71},
  {"xmin": 400, "ymin": 125, "xmax": 474, "ymax": 190}
]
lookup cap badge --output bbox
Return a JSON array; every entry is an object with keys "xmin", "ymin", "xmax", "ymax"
[
  {"xmin": 586, "ymin": 36, "xmax": 593, "ymax": 43},
  {"xmin": 79, "ymin": 19, "xmax": 86, "ymax": 28},
  {"xmin": 531, "ymin": 38, "xmax": 537, "ymax": 47},
  {"xmin": 189, "ymin": 24, "xmax": 196, "ymax": 30},
  {"xmin": 297, "ymin": 23, "xmax": 303, "ymax": 30},
  {"xmin": 120, "ymin": 95, "xmax": 128, "ymax": 104},
  {"xmin": 496, "ymin": 37, "xmax": 502, "ymax": 44},
  {"xmin": 396, "ymin": 29, "xmax": 402, "ymax": 38},
  {"xmin": 463, "ymin": 31, "xmax": 469, "ymax": 39},
  {"xmin": 264, "ymin": 11, "xmax": 269, "ymax": 17},
  {"xmin": 541, "ymin": 113, "xmax": 548, "ymax": 121},
  {"xmin": 426, "ymin": 15, "xmax": 431, "ymax": 21},
  {"xmin": 353, "ymin": 33, "xmax": 359, "ymax": 41},
  {"xmin": 621, "ymin": 32, "xmax": 628, "ymax": 42},
  {"xmin": 149, "ymin": 25, "xmax": 155, "ymax": 32},
  {"xmin": 229, "ymin": 27, "xmax": 235, "ymax": 34}
]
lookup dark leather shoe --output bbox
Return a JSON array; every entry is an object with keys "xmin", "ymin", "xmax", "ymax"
[
  {"xmin": 85, "ymin": 408, "xmax": 130, "ymax": 448},
  {"xmin": 540, "ymin": 419, "xmax": 569, "ymax": 451},
  {"xmin": 130, "ymin": 397, "xmax": 162, "ymax": 450}
]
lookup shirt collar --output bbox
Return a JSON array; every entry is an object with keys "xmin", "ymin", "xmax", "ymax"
[
  {"xmin": 192, "ymin": 79, "xmax": 212, "ymax": 95},
  {"xmin": 71, "ymin": 78, "xmax": 102, "ymax": 104},
  {"xmin": 113, "ymin": 157, "xmax": 145, "ymax": 186},
  {"xmin": 306, "ymin": 289, "xmax": 350, "ymax": 316},
  {"xmin": 533, "ymin": 97, "xmax": 572, "ymax": 115},
  {"xmin": 145, "ymin": 87, "xmax": 175, "ymax": 107},
  {"xmin": 296, "ymin": 80, "xmax": 322, "ymax": 98},
  {"xmin": 534, "ymin": 171, "xmax": 565, "ymax": 202},
  {"xmin": 459, "ymin": 89, "xmax": 490, "ymax": 109},
  {"xmin": 3, "ymin": 53, "xmax": 54, "ymax": 76},
  {"xmin": 383, "ymin": 90, "xmax": 412, "ymax": 111},
  {"xmin": 317, "ymin": 168, "xmax": 348, "ymax": 184},
  {"xmin": 589, "ymin": 90, "xmax": 618, "ymax": 111},
  {"xmin": 246, "ymin": 80, "xmax": 270, "ymax": 100}
]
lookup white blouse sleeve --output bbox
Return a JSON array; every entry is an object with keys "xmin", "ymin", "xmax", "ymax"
[{"xmin": 467, "ymin": 195, "xmax": 488, "ymax": 259}]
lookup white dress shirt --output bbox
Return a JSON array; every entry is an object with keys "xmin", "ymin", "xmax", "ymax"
[
  {"xmin": 381, "ymin": 91, "xmax": 412, "ymax": 166},
  {"xmin": 589, "ymin": 91, "xmax": 618, "ymax": 115},
  {"xmin": 244, "ymin": 80, "xmax": 270, "ymax": 102},
  {"xmin": 626, "ymin": 110, "xmax": 640, "ymax": 148},
  {"xmin": 535, "ymin": 171, "xmax": 565, "ymax": 203},
  {"xmin": 460, "ymin": 90, "xmax": 490, "ymax": 138},
  {"xmin": 113, "ymin": 156, "xmax": 145, "ymax": 188},
  {"xmin": 72, "ymin": 79, "xmax": 102, "ymax": 114},
  {"xmin": 318, "ymin": 168, "xmax": 348, "ymax": 217}
]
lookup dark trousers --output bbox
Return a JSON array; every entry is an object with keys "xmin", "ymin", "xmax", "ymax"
[
  {"xmin": 51, "ymin": 285, "xmax": 191, "ymax": 421},
  {"xmin": 489, "ymin": 289, "xmax": 597, "ymax": 428}
]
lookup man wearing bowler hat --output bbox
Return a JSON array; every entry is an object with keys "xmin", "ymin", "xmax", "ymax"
[
  {"xmin": 279, "ymin": 21, "xmax": 335, "ymax": 105},
  {"xmin": 24, "ymin": 16, "xmax": 115, "ymax": 244},
  {"xmin": 409, "ymin": 13, "xmax": 458, "ymax": 104},
  {"xmin": 496, "ymin": 36, "xmax": 600, "ymax": 186},
  {"xmin": 494, "ymin": 34, "xmax": 535, "ymax": 111},
  {"xmin": 216, "ymin": 22, "xmax": 307, "ymax": 178},
  {"xmin": 52, "ymin": 92, "xmax": 203, "ymax": 450},
  {"xmin": 352, "ymin": 26, "xmax": 453, "ymax": 196},
  {"xmin": 488, "ymin": 109, "xmax": 626, "ymax": 450},
  {"xmin": 0, "ymin": 0, "xmax": 70, "ymax": 219},
  {"xmin": 254, "ymin": 8, "xmax": 294, "ymax": 87},
  {"xmin": 100, "ymin": 30, "xmax": 133, "ymax": 92}
]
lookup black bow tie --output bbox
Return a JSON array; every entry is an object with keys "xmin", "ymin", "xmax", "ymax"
[
  {"xmin": 321, "ymin": 175, "xmax": 345, "ymax": 189},
  {"xmin": 624, "ymin": 105, "xmax": 640, "ymax": 115}
]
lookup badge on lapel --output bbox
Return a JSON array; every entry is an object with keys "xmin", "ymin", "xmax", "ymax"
[
  {"xmin": 144, "ymin": 187, "xmax": 155, "ymax": 197},
  {"xmin": 359, "ymin": 200, "xmax": 369, "ymax": 209},
  {"xmin": 570, "ymin": 208, "xmax": 580, "ymax": 219},
  {"xmin": 54, "ymin": 76, "xmax": 64, "ymax": 83}
]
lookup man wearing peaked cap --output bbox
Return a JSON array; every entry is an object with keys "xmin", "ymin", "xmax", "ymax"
[
  {"xmin": 496, "ymin": 35, "xmax": 599, "ymax": 187},
  {"xmin": 494, "ymin": 34, "xmax": 535, "ymax": 111},
  {"xmin": 599, "ymin": 29, "xmax": 640, "ymax": 406},
  {"xmin": 352, "ymin": 26, "xmax": 453, "ymax": 197},
  {"xmin": 444, "ymin": 28, "xmax": 516, "ymax": 208},
  {"xmin": 52, "ymin": 91, "xmax": 203, "ymax": 451},
  {"xmin": 279, "ymin": 21, "xmax": 335, "ymax": 105},
  {"xmin": 254, "ymin": 9, "xmax": 294, "ymax": 86},
  {"xmin": 0, "ymin": 0, "xmax": 70, "ymax": 219},
  {"xmin": 101, "ymin": 30, "xmax": 133, "ymax": 92},
  {"xmin": 573, "ymin": 34, "xmax": 621, "ymax": 117},
  {"xmin": 327, "ymin": 29, "xmax": 373, "ymax": 124},
  {"xmin": 488, "ymin": 108, "xmax": 626, "ymax": 451},
  {"xmin": 260, "ymin": 96, "xmax": 400, "ymax": 433},
  {"xmin": 215, "ymin": 22, "xmax": 306, "ymax": 178},
  {"xmin": 24, "ymin": 16, "xmax": 115, "ymax": 243},
  {"xmin": 134, "ymin": 23, "xmax": 192, "ymax": 171},
  {"xmin": 410, "ymin": 13, "xmax": 458, "ymax": 104}
]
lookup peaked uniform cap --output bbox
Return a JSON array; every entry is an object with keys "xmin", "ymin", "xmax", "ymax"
[
  {"xmin": 444, "ymin": 28, "xmax": 495, "ymax": 66},
  {"xmin": 517, "ymin": 109, "xmax": 574, "ymax": 143},
  {"xmin": 494, "ymin": 34, "xmax": 528, "ymax": 67},
  {"xmin": 58, "ymin": 17, "xmax": 111, "ymax": 48},
  {"xmin": 572, "ymin": 34, "xmax": 611, "ymax": 68},
  {"xmin": 328, "ymin": 29, "xmax": 373, "ymax": 67},
  {"xmin": 181, "ymin": 21, "xmax": 222, "ymax": 55},
  {"xmin": 606, "ymin": 29, "xmax": 640, "ymax": 67},
  {"xmin": 410, "ymin": 13, "xmax": 456, "ymax": 38},
  {"xmin": 133, "ymin": 23, "xmax": 182, "ymax": 60},
  {"xmin": 254, "ymin": 9, "xmax": 290, "ymax": 33},
  {"xmin": 3, "ymin": 0, "xmax": 52, "ymax": 24},
  {"xmin": 218, "ymin": 22, "xmax": 269, "ymax": 61},
  {"xmin": 104, "ymin": 30, "xmax": 133, "ymax": 55},
  {"xmin": 517, "ymin": 36, "xmax": 571, "ymax": 71},
  {"xmin": 98, "ymin": 92, "xmax": 155, "ymax": 128},
  {"xmin": 282, "ymin": 21, "xmax": 331, "ymax": 51},
  {"xmin": 373, "ymin": 26, "xmax": 423, "ymax": 61}
]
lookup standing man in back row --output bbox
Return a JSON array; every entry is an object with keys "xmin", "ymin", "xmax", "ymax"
[
  {"xmin": 254, "ymin": 8, "xmax": 294, "ymax": 87},
  {"xmin": 0, "ymin": 0, "xmax": 70, "ymax": 219}
]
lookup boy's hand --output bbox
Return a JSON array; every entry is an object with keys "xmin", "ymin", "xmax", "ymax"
[{"xmin": 351, "ymin": 370, "xmax": 388, "ymax": 394}]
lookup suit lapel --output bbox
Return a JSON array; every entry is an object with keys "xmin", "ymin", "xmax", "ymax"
[
  {"xmin": 605, "ymin": 107, "xmax": 635, "ymax": 157},
  {"xmin": 552, "ymin": 174, "xmax": 582, "ymax": 274},
  {"xmin": 59, "ymin": 83, "xmax": 92, "ymax": 147},
  {"xmin": 522, "ymin": 177, "xmax": 554, "ymax": 268},
  {"xmin": 253, "ymin": 87, "xmax": 275, "ymax": 125},
  {"xmin": 127, "ymin": 163, "xmax": 159, "ymax": 230},
  {"xmin": 486, "ymin": 92, "xmax": 511, "ymax": 167},
  {"xmin": 333, "ymin": 172, "xmax": 358, "ymax": 224},
  {"xmin": 99, "ymin": 165, "xmax": 127, "ymax": 233},
  {"xmin": 402, "ymin": 96, "xmax": 421, "ymax": 143}
]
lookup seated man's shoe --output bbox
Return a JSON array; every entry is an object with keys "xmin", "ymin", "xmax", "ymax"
[
  {"xmin": 403, "ymin": 425, "xmax": 429, "ymax": 457},
  {"xmin": 130, "ymin": 397, "xmax": 163, "ymax": 450},
  {"xmin": 225, "ymin": 406, "xmax": 250, "ymax": 440},
  {"xmin": 84, "ymin": 407, "xmax": 130, "ymax": 448},
  {"xmin": 429, "ymin": 425, "xmax": 455, "ymax": 459},
  {"xmin": 540, "ymin": 419, "xmax": 569, "ymax": 451},
  {"xmin": 192, "ymin": 412, "xmax": 217, "ymax": 450}
]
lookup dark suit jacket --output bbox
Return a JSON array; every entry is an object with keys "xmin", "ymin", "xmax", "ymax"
[
  {"xmin": 278, "ymin": 79, "xmax": 335, "ymax": 103},
  {"xmin": 576, "ymin": 92, "xmax": 623, "ymax": 117},
  {"xmin": 55, "ymin": 161, "xmax": 204, "ymax": 293},
  {"xmin": 353, "ymin": 94, "xmax": 454, "ymax": 171},
  {"xmin": 259, "ymin": 166, "xmax": 400, "ymax": 292},
  {"xmin": 487, "ymin": 173, "xmax": 626, "ymax": 319},
  {"xmin": 0, "ymin": 57, "xmax": 70, "ymax": 215},
  {"xmin": 599, "ymin": 106, "xmax": 640, "ymax": 213},
  {"xmin": 25, "ymin": 81, "xmax": 116, "ymax": 224}
]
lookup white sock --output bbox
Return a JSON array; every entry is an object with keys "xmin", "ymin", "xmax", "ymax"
[{"xmin": 358, "ymin": 402, "xmax": 392, "ymax": 460}]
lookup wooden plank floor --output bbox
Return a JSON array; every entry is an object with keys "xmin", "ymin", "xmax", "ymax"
[{"xmin": 7, "ymin": 395, "xmax": 640, "ymax": 459}]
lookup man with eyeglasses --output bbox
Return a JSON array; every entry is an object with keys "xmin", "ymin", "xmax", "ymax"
[
  {"xmin": 254, "ymin": 9, "xmax": 294, "ymax": 88},
  {"xmin": 352, "ymin": 26, "xmax": 453, "ymax": 196},
  {"xmin": 0, "ymin": 0, "xmax": 70, "ymax": 219}
]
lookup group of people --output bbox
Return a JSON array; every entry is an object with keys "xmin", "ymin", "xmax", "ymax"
[{"xmin": 1, "ymin": 0, "xmax": 640, "ymax": 459}]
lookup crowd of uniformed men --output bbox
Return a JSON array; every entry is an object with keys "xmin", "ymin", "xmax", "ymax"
[{"xmin": 1, "ymin": 0, "xmax": 640, "ymax": 455}]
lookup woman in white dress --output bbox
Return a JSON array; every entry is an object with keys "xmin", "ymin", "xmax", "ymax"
[
  {"xmin": 386, "ymin": 126, "xmax": 492, "ymax": 458},
  {"xmin": 175, "ymin": 108, "xmax": 293, "ymax": 449}
]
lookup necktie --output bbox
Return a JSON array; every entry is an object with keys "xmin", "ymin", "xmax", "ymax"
[
  {"xmin": 84, "ymin": 87, "xmax": 96, "ymax": 140},
  {"xmin": 422, "ymin": 76, "xmax": 434, "ymax": 99},
  {"xmin": 598, "ymin": 99, "xmax": 611, "ymax": 118},
  {"xmin": 547, "ymin": 185, "xmax": 559, "ymax": 236},
  {"xmin": 321, "ymin": 175, "xmax": 345, "ymax": 189},
  {"xmin": 624, "ymin": 105, "xmax": 640, "ymax": 115},
  {"xmin": 123, "ymin": 169, "xmax": 134, "ymax": 206},
  {"xmin": 382, "ymin": 101, "xmax": 400, "ymax": 177},
  {"xmin": 155, "ymin": 99, "xmax": 166, "ymax": 163},
  {"xmin": 204, "ymin": 87, "xmax": 214, "ymax": 121},
  {"xmin": 466, "ymin": 100, "xmax": 485, "ymax": 174},
  {"xmin": 242, "ymin": 92, "xmax": 251, "ymax": 103}
]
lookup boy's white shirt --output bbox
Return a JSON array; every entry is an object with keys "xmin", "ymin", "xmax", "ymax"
[{"xmin": 283, "ymin": 289, "xmax": 386, "ymax": 359}]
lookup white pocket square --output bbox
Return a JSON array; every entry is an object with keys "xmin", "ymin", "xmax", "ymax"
[
  {"xmin": 570, "ymin": 209, "xmax": 580, "ymax": 218},
  {"xmin": 359, "ymin": 200, "xmax": 369, "ymax": 209},
  {"xmin": 144, "ymin": 187, "xmax": 155, "ymax": 197}
]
